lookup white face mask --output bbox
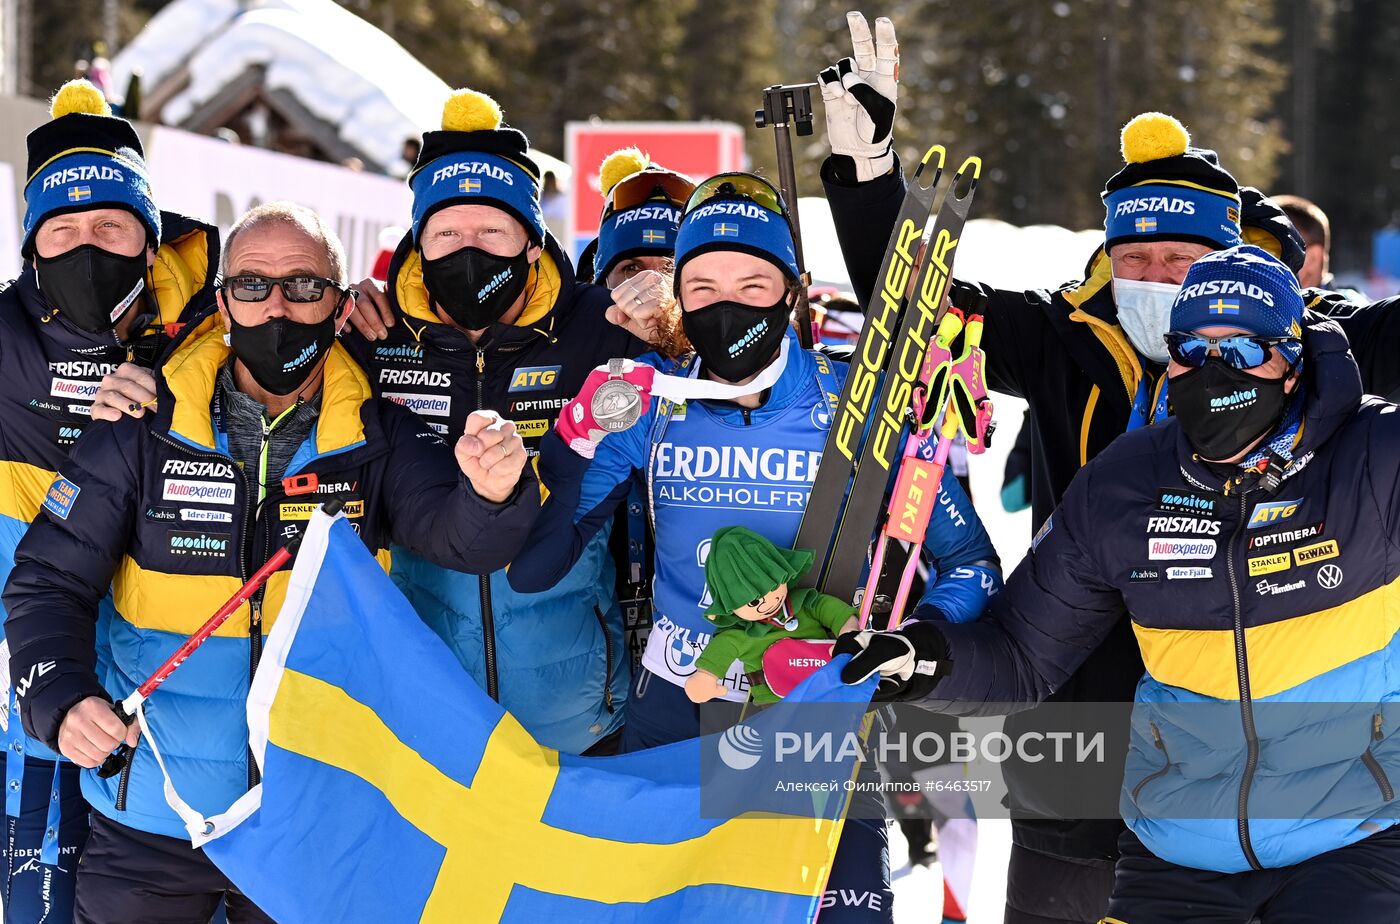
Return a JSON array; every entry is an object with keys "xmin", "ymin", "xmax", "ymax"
[{"xmin": 1113, "ymin": 277, "xmax": 1180, "ymax": 364}]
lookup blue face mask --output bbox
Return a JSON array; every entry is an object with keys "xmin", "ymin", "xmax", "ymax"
[{"xmin": 1113, "ymin": 277, "xmax": 1179, "ymax": 364}]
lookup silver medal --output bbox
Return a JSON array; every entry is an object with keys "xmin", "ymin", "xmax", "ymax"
[{"xmin": 592, "ymin": 360, "xmax": 643, "ymax": 432}]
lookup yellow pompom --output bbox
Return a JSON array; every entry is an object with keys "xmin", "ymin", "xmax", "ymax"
[
  {"xmin": 441, "ymin": 89, "xmax": 502, "ymax": 133},
  {"xmin": 50, "ymin": 80, "xmax": 111, "ymax": 119},
  {"xmin": 599, "ymin": 147, "xmax": 650, "ymax": 196},
  {"xmin": 1120, "ymin": 112, "xmax": 1190, "ymax": 164}
]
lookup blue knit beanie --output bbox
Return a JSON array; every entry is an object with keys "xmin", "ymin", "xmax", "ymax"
[
  {"xmin": 408, "ymin": 89, "xmax": 545, "ymax": 246},
  {"xmin": 23, "ymin": 80, "xmax": 160, "ymax": 256}
]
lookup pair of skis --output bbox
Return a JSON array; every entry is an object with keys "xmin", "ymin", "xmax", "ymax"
[
  {"xmin": 762, "ymin": 147, "xmax": 985, "ymax": 698},
  {"xmin": 794, "ymin": 144, "xmax": 982, "ymax": 604}
]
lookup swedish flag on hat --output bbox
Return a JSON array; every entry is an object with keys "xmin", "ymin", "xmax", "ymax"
[
  {"xmin": 408, "ymin": 89, "xmax": 545, "ymax": 246},
  {"xmin": 22, "ymin": 79, "xmax": 160, "ymax": 255},
  {"xmin": 1102, "ymin": 112, "xmax": 1241, "ymax": 252},
  {"xmin": 592, "ymin": 147, "xmax": 690, "ymax": 283},
  {"xmin": 674, "ymin": 172, "xmax": 800, "ymax": 285}
]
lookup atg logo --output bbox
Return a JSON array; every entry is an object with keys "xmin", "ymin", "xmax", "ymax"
[
  {"xmin": 1248, "ymin": 498, "xmax": 1300, "ymax": 529},
  {"xmin": 509, "ymin": 366, "xmax": 559, "ymax": 392}
]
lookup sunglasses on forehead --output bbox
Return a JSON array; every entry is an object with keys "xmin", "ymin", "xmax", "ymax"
[
  {"xmin": 222, "ymin": 274, "xmax": 342, "ymax": 304},
  {"xmin": 1164, "ymin": 331, "xmax": 1300, "ymax": 370},
  {"xmin": 603, "ymin": 170, "xmax": 696, "ymax": 218},
  {"xmin": 684, "ymin": 173, "xmax": 789, "ymax": 219}
]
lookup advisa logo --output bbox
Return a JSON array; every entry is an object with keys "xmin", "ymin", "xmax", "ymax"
[{"xmin": 835, "ymin": 219, "xmax": 920, "ymax": 463}]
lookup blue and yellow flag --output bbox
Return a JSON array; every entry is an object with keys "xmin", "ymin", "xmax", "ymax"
[{"xmin": 181, "ymin": 513, "xmax": 874, "ymax": 923}]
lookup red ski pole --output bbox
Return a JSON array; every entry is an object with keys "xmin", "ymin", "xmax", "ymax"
[{"xmin": 96, "ymin": 498, "xmax": 343, "ymax": 778}]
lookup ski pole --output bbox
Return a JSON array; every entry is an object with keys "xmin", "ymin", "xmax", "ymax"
[
  {"xmin": 886, "ymin": 310, "xmax": 994, "ymax": 628},
  {"xmin": 755, "ymin": 83, "xmax": 817, "ymax": 348},
  {"xmin": 96, "ymin": 498, "xmax": 344, "ymax": 779},
  {"xmin": 856, "ymin": 309, "xmax": 967, "ymax": 629}
]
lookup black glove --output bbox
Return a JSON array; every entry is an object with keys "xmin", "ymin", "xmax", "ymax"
[{"xmin": 834, "ymin": 620, "xmax": 951, "ymax": 702}]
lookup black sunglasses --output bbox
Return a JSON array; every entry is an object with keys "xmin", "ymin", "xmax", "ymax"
[{"xmin": 222, "ymin": 274, "xmax": 341, "ymax": 304}]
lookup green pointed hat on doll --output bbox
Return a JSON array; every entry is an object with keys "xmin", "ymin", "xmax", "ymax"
[{"xmin": 703, "ymin": 526, "xmax": 814, "ymax": 628}]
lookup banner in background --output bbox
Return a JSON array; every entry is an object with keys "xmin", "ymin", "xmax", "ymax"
[
  {"xmin": 564, "ymin": 121, "xmax": 747, "ymax": 263},
  {"xmin": 0, "ymin": 162, "xmax": 17, "ymax": 281},
  {"xmin": 145, "ymin": 127, "xmax": 411, "ymax": 280}
]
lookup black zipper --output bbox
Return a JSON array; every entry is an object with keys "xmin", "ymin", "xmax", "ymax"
[
  {"xmin": 113, "ymin": 745, "xmax": 136, "ymax": 811},
  {"xmin": 741, "ymin": 407, "xmax": 753, "ymax": 426},
  {"xmin": 1363, "ymin": 712, "xmax": 1395, "ymax": 801},
  {"xmin": 1131, "ymin": 722, "xmax": 1173, "ymax": 803},
  {"xmin": 1228, "ymin": 490, "xmax": 1264, "ymax": 871},
  {"xmin": 151, "ymin": 430, "xmax": 261, "ymax": 791},
  {"xmin": 594, "ymin": 606, "xmax": 615, "ymax": 715},
  {"xmin": 474, "ymin": 348, "xmax": 500, "ymax": 701}
]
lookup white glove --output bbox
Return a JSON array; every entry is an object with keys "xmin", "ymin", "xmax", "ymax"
[{"xmin": 819, "ymin": 12, "xmax": 899, "ymax": 183}]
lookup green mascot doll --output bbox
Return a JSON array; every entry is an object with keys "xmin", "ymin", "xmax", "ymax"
[{"xmin": 686, "ymin": 526, "xmax": 858, "ymax": 704}]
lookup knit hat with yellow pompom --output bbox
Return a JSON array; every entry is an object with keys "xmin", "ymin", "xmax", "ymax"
[
  {"xmin": 22, "ymin": 79, "xmax": 159, "ymax": 255},
  {"xmin": 591, "ymin": 147, "xmax": 694, "ymax": 283},
  {"xmin": 407, "ymin": 88, "xmax": 545, "ymax": 246},
  {"xmin": 1101, "ymin": 112, "xmax": 1241, "ymax": 252}
]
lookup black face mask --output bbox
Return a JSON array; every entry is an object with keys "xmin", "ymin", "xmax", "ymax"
[
  {"xmin": 1170, "ymin": 358, "xmax": 1291, "ymax": 461},
  {"xmin": 682, "ymin": 293, "xmax": 791, "ymax": 382},
  {"xmin": 421, "ymin": 245, "xmax": 530, "ymax": 330},
  {"xmin": 227, "ymin": 307, "xmax": 341, "ymax": 396},
  {"xmin": 35, "ymin": 244, "xmax": 147, "ymax": 334}
]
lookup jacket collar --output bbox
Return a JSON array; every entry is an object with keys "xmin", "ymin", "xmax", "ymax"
[
  {"xmin": 388, "ymin": 228, "xmax": 574, "ymax": 351},
  {"xmin": 155, "ymin": 313, "xmax": 370, "ymax": 457}
]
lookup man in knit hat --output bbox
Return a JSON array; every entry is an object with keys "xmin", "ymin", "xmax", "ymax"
[
  {"xmin": 0, "ymin": 79, "xmax": 220, "ymax": 924},
  {"xmin": 824, "ymin": 59, "xmax": 1241, "ymax": 924},
  {"xmin": 90, "ymin": 89, "xmax": 668, "ymax": 758},
  {"xmin": 841, "ymin": 245, "xmax": 1400, "ymax": 922},
  {"xmin": 814, "ymin": 13, "xmax": 1298, "ymax": 919}
]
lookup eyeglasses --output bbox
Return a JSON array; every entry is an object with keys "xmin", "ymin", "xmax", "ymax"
[
  {"xmin": 1164, "ymin": 332, "xmax": 1300, "ymax": 370},
  {"xmin": 604, "ymin": 169, "xmax": 696, "ymax": 217},
  {"xmin": 683, "ymin": 172, "xmax": 788, "ymax": 219},
  {"xmin": 222, "ymin": 274, "xmax": 340, "ymax": 303}
]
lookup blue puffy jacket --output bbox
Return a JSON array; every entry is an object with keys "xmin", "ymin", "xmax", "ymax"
[
  {"xmin": 3, "ymin": 315, "xmax": 539, "ymax": 839},
  {"xmin": 0, "ymin": 214, "xmax": 218, "ymax": 820},
  {"xmin": 924, "ymin": 312, "xmax": 1400, "ymax": 873},
  {"xmin": 343, "ymin": 231, "xmax": 643, "ymax": 754}
]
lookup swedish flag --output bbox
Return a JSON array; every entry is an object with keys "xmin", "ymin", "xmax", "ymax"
[
  {"xmin": 1209, "ymin": 298, "xmax": 1241, "ymax": 315},
  {"xmin": 68, "ymin": 186, "xmax": 92, "ymax": 202},
  {"xmin": 192, "ymin": 513, "xmax": 872, "ymax": 922}
]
